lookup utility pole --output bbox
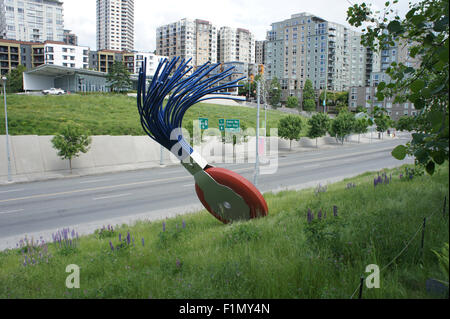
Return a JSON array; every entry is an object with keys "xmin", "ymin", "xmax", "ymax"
[{"xmin": 2, "ymin": 76, "xmax": 12, "ymax": 182}]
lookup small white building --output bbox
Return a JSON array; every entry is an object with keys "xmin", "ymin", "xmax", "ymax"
[
  {"xmin": 43, "ymin": 41, "xmax": 90, "ymax": 69},
  {"xmin": 134, "ymin": 52, "xmax": 168, "ymax": 76}
]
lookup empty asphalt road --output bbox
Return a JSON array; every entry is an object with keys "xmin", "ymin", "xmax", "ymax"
[{"xmin": 0, "ymin": 138, "xmax": 413, "ymax": 250}]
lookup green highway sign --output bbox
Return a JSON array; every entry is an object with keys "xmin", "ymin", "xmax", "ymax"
[
  {"xmin": 199, "ymin": 118, "xmax": 208, "ymax": 130},
  {"xmin": 226, "ymin": 119, "xmax": 240, "ymax": 133},
  {"xmin": 219, "ymin": 119, "xmax": 225, "ymax": 131}
]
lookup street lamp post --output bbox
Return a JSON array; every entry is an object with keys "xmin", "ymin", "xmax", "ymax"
[
  {"xmin": 253, "ymin": 81, "xmax": 261, "ymax": 186},
  {"xmin": 2, "ymin": 76, "xmax": 12, "ymax": 182}
]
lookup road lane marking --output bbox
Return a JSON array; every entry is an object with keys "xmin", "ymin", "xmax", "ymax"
[
  {"xmin": 0, "ymin": 145, "xmax": 399, "ymax": 204},
  {"xmin": 80, "ymin": 178, "xmax": 111, "ymax": 184},
  {"xmin": 0, "ymin": 189, "xmax": 24, "ymax": 194},
  {"xmin": 0, "ymin": 209, "xmax": 24, "ymax": 215},
  {"xmin": 0, "ymin": 175, "xmax": 190, "ymax": 204},
  {"xmin": 93, "ymin": 193, "xmax": 131, "ymax": 201},
  {"xmin": 303, "ymin": 164, "xmax": 321, "ymax": 169},
  {"xmin": 183, "ymin": 184, "xmax": 194, "ymax": 187}
]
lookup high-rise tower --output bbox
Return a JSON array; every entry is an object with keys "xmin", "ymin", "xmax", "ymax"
[{"xmin": 96, "ymin": 0, "xmax": 134, "ymax": 51}]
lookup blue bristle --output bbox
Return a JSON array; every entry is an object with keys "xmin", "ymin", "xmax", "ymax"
[{"xmin": 137, "ymin": 57, "xmax": 245, "ymax": 155}]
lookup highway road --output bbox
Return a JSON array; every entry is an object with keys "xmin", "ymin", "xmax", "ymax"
[{"xmin": 0, "ymin": 138, "xmax": 413, "ymax": 250}]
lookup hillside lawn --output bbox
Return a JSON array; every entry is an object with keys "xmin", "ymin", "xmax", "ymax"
[
  {"xmin": 0, "ymin": 163, "xmax": 448, "ymax": 299},
  {"xmin": 0, "ymin": 93, "xmax": 305, "ymax": 137}
]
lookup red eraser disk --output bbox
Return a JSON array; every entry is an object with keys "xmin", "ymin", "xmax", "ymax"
[{"xmin": 195, "ymin": 166, "xmax": 268, "ymax": 224}]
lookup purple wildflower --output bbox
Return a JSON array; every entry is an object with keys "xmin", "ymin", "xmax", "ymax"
[
  {"xmin": 182, "ymin": 220, "xmax": 186, "ymax": 229},
  {"xmin": 119, "ymin": 233, "xmax": 122, "ymax": 242},
  {"xmin": 318, "ymin": 209, "xmax": 322, "ymax": 220},
  {"xmin": 109, "ymin": 241, "xmax": 114, "ymax": 251},
  {"xmin": 162, "ymin": 222, "xmax": 166, "ymax": 232},
  {"xmin": 307, "ymin": 209, "xmax": 312, "ymax": 223},
  {"xmin": 127, "ymin": 232, "xmax": 130, "ymax": 245},
  {"xmin": 333, "ymin": 205, "xmax": 338, "ymax": 217},
  {"xmin": 141, "ymin": 238, "xmax": 145, "ymax": 247},
  {"xmin": 176, "ymin": 259, "xmax": 181, "ymax": 268}
]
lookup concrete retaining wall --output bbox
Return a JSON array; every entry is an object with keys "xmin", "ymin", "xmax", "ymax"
[{"xmin": 0, "ymin": 133, "xmax": 378, "ymax": 181}]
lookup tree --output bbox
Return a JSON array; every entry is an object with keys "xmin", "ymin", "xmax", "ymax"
[
  {"xmin": 307, "ymin": 113, "xmax": 331, "ymax": 148},
  {"xmin": 354, "ymin": 118, "xmax": 370, "ymax": 143},
  {"xmin": 372, "ymin": 107, "xmax": 392, "ymax": 139},
  {"xmin": 302, "ymin": 79, "xmax": 316, "ymax": 112},
  {"xmin": 395, "ymin": 116, "xmax": 416, "ymax": 132},
  {"xmin": 107, "ymin": 61, "xmax": 132, "ymax": 93},
  {"xmin": 278, "ymin": 115, "xmax": 303, "ymax": 150},
  {"xmin": 269, "ymin": 77, "xmax": 281, "ymax": 108},
  {"xmin": 355, "ymin": 106, "xmax": 366, "ymax": 113},
  {"xmin": 51, "ymin": 123, "xmax": 92, "ymax": 173},
  {"xmin": 6, "ymin": 65, "xmax": 27, "ymax": 93},
  {"xmin": 329, "ymin": 110, "xmax": 356, "ymax": 144},
  {"xmin": 286, "ymin": 96, "xmax": 299, "ymax": 108},
  {"xmin": 347, "ymin": 0, "xmax": 449, "ymax": 175}
]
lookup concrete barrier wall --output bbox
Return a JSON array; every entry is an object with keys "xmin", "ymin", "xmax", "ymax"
[{"xmin": 0, "ymin": 133, "xmax": 374, "ymax": 180}]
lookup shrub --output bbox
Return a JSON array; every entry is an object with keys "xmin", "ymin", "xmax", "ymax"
[{"xmin": 286, "ymin": 96, "xmax": 299, "ymax": 108}]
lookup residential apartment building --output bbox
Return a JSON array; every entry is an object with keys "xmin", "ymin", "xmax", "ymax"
[
  {"xmin": 348, "ymin": 39, "xmax": 420, "ymax": 120},
  {"xmin": 265, "ymin": 12, "xmax": 375, "ymax": 100},
  {"xmin": 134, "ymin": 52, "xmax": 167, "ymax": 75},
  {"xmin": 255, "ymin": 40, "xmax": 266, "ymax": 66},
  {"xmin": 0, "ymin": 38, "xmax": 21, "ymax": 74},
  {"xmin": 156, "ymin": 18, "xmax": 217, "ymax": 73},
  {"xmin": 0, "ymin": 0, "xmax": 64, "ymax": 42},
  {"xmin": 96, "ymin": 0, "xmax": 134, "ymax": 51},
  {"xmin": 43, "ymin": 41, "xmax": 89, "ymax": 69},
  {"xmin": 349, "ymin": 86, "xmax": 418, "ymax": 120},
  {"xmin": 63, "ymin": 29, "xmax": 77, "ymax": 46},
  {"xmin": 89, "ymin": 49, "xmax": 167, "ymax": 76},
  {"xmin": 217, "ymin": 26, "xmax": 255, "ymax": 64},
  {"xmin": 0, "ymin": 38, "xmax": 89, "ymax": 74}
]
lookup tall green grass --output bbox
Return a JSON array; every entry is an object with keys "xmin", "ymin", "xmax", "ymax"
[
  {"xmin": 1, "ymin": 94, "xmax": 294, "ymax": 136},
  {"xmin": 0, "ymin": 163, "xmax": 448, "ymax": 299}
]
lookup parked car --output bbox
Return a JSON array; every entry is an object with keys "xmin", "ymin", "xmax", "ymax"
[{"xmin": 42, "ymin": 88, "xmax": 65, "ymax": 95}]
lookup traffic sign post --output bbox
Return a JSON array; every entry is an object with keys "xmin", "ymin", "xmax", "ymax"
[
  {"xmin": 226, "ymin": 119, "xmax": 240, "ymax": 133},
  {"xmin": 199, "ymin": 118, "xmax": 208, "ymax": 130},
  {"xmin": 219, "ymin": 118, "xmax": 225, "ymax": 131}
]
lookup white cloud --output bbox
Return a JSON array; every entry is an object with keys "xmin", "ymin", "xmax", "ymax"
[{"xmin": 64, "ymin": 0, "xmax": 419, "ymax": 52}]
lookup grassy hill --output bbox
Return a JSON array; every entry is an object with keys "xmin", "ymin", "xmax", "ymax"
[
  {"xmin": 0, "ymin": 163, "xmax": 448, "ymax": 298},
  {"xmin": 0, "ymin": 94, "xmax": 300, "ymax": 136}
]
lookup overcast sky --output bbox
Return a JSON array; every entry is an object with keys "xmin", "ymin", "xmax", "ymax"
[{"xmin": 64, "ymin": 0, "xmax": 419, "ymax": 52}]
